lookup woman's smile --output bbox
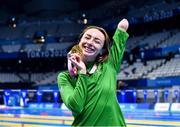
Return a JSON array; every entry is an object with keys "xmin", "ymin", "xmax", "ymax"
[
  {"xmin": 82, "ymin": 44, "xmax": 95, "ymax": 53},
  {"xmin": 79, "ymin": 28, "xmax": 105, "ymax": 62}
]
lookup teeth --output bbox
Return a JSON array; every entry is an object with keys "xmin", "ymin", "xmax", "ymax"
[
  {"xmin": 82, "ymin": 44, "xmax": 95, "ymax": 53},
  {"xmin": 86, "ymin": 48, "xmax": 92, "ymax": 52},
  {"xmin": 86, "ymin": 47, "xmax": 91, "ymax": 50},
  {"xmin": 84, "ymin": 46, "xmax": 94, "ymax": 52},
  {"xmin": 84, "ymin": 46, "xmax": 90, "ymax": 50}
]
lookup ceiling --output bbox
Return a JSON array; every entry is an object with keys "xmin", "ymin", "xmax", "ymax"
[
  {"xmin": 0, "ymin": 0, "xmax": 161, "ymax": 21},
  {"xmin": 0, "ymin": 0, "xmax": 110, "ymax": 15}
]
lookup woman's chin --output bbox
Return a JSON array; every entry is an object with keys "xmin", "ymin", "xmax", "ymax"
[
  {"xmin": 83, "ymin": 53, "xmax": 95, "ymax": 58},
  {"xmin": 83, "ymin": 53, "xmax": 97, "ymax": 62},
  {"xmin": 83, "ymin": 51, "xmax": 95, "ymax": 56}
]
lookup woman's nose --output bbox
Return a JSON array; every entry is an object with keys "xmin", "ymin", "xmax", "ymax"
[{"xmin": 86, "ymin": 38, "xmax": 93, "ymax": 45}]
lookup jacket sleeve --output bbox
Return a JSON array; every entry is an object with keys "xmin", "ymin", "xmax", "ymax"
[
  {"xmin": 109, "ymin": 28, "xmax": 129, "ymax": 73},
  {"xmin": 57, "ymin": 72, "xmax": 88, "ymax": 114}
]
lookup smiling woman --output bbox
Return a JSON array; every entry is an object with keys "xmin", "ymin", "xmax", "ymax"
[
  {"xmin": 78, "ymin": 26, "xmax": 110, "ymax": 64},
  {"xmin": 57, "ymin": 19, "xmax": 129, "ymax": 126}
]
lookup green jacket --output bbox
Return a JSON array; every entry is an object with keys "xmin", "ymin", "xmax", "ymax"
[{"xmin": 57, "ymin": 28, "xmax": 129, "ymax": 126}]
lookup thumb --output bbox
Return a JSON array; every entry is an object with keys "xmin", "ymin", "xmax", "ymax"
[{"xmin": 118, "ymin": 18, "xmax": 129, "ymax": 32}]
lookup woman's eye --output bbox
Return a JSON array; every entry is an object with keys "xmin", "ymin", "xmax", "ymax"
[
  {"xmin": 95, "ymin": 41, "xmax": 101, "ymax": 44},
  {"xmin": 85, "ymin": 36, "xmax": 90, "ymax": 39}
]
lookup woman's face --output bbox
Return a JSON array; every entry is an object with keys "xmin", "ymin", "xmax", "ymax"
[{"xmin": 79, "ymin": 28, "xmax": 105, "ymax": 62}]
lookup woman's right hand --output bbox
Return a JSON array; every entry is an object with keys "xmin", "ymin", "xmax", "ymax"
[{"xmin": 68, "ymin": 53, "xmax": 87, "ymax": 74}]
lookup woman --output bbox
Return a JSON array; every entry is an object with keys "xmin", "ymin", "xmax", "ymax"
[{"xmin": 57, "ymin": 19, "xmax": 129, "ymax": 126}]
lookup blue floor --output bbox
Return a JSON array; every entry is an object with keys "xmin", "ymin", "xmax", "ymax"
[{"xmin": 0, "ymin": 107, "xmax": 180, "ymax": 127}]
